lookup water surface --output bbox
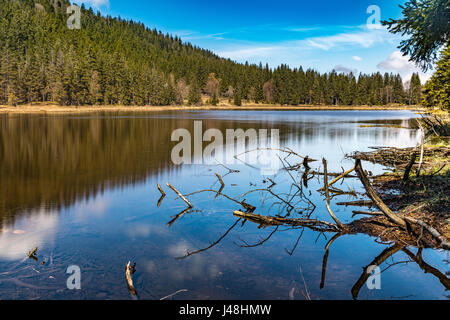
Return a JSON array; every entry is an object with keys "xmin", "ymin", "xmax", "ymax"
[{"xmin": 0, "ymin": 110, "xmax": 448, "ymax": 300}]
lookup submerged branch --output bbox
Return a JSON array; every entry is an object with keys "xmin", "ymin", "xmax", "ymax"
[
  {"xmin": 176, "ymin": 219, "xmax": 241, "ymax": 260},
  {"xmin": 167, "ymin": 183, "xmax": 193, "ymax": 208},
  {"xmin": 233, "ymin": 211, "xmax": 341, "ymax": 233},
  {"xmin": 322, "ymin": 158, "xmax": 344, "ymax": 230},
  {"xmin": 355, "ymin": 159, "xmax": 407, "ymax": 229}
]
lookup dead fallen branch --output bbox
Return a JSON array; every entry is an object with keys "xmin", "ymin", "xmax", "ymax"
[
  {"xmin": 157, "ymin": 184, "xmax": 166, "ymax": 197},
  {"xmin": 402, "ymin": 152, "xmax": 417, "ymax": 183},
  {"xmin": 176, "ymin": 219, "xmax": 242, "ymax": 260},
  {"xmin": 185, "ymin": 189, "xmax": 255, "ymax": 212},
  {"xmin": 354, "ymin": 159, "xmax": 449, "ymax": 250},
  {"xmin": 355, "ymin": 159, "xmax": 407, "ymax": 229},
  {"xmin": 319, "ymin": 166, "xmax": 356, "ymax": 191},
  {"xmin": 28, "ymin": 247, "xmax": 38, "ymax": 258},
  {"xmin": 233, "ymin": 211, "xmax": 341, "ymax": 233},
  {"xmin": 322, "ymin": 159, "xmax": 345, "ymax": 230},
  {"xmin": 352, "ymin": 210, "xmax": 384, "ymax": 217},
  {"xmin": 157, "ymin": 183, "xmax": 166, "ymax": 207},
  {"xmin": 167, "ymin": 183, "xmax": 193, "ymax": 208},
  {"xmin": 215, "ymin": 173, "xmax": 225, "ymax": 189},
  {"xmin": 403, "ymin": 217, "xmax": 450, "ymax": 250},
  {"xmin": 416, "ymin": 120, "xmax": 425, "ymax": 177},
  {"xmin": 337, "ymin": 200, "xmax": 374, "ymax": 207},
  {"xmin": 125, "ymin": 261, "xmax": 137, "ymax": 296}
]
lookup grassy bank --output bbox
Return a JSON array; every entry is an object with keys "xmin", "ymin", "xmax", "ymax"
[
  {"xmin": 0, "ymin": 104, "xmax": 424, "ymax": 114},
  {"xmin": 351, "ymin": 112, "xmax": 449, "ymax": 243}
]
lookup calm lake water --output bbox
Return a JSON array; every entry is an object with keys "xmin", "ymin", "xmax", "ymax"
[{"xmin": 0, "ymin": 110, "xmax": 448, "ymax": 300}]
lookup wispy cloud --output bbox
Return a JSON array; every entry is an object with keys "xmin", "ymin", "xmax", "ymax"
[
  {"xmin": 284, "ymin": 26, "xmax": 322, "ymax": 33},
  {"xmin": 304, "ymin": 26, "xmax": 397, "ymax": 51},
  {"xmin": 377, "ymin": 51, "xmax": 432, "ymax": 83},
  {"xmin": 217, "ymin": 26, "xmax": 398, "ymax": 63},
  {"xmin": 334, "ymin": 65, "xmax": 358, "ymax": 74}
]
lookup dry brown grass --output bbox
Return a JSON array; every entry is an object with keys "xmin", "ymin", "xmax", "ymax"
[{"xmin": 0, "ymin": 103, "xmax": 424, "ymax": 115}]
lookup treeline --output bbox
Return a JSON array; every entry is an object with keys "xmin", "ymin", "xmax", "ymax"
[{"xmin": 0, "ymin": 0, "xmax": 423, "ymax": 107}]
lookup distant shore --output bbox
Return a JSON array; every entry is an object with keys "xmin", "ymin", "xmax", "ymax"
[{"xmin": 0, "ymin": 104, "xmax": 424, "ymax": 114}]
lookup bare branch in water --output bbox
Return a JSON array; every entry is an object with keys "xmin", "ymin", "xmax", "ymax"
[
  {"xmin": 167, "ymin": 183, "xmax": 193, "ymax": 208},
  {"xmin": 176, "ymin": 219, "xmax": 242, "ymax": 260}
]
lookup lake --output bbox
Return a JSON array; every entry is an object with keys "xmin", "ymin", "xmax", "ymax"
[{"xmin": 0, "ymin": 110, "xmax": 448, "ymax": 300}]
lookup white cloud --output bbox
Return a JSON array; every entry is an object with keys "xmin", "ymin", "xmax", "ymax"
[
  {"xmin": 304, "ymin": 27, "xmax": 395, "ymax": 51},
  {"xmin": 377, "ymin": 51, "xmax": 417, "ymax": 72},
  {"xmin": 218, "ymin": 26, "xmax": 398, "ymax": 64},
  {"xmin": 218, "ymin": 46, "xmax": 280, "ymax": 60},
  {"xmin": 333, "ymin": 65, "xmax": 358, "ymax": 74},
  {"xmin": 0, "ymin": 211, "xmax": 58, "ymax": 261},
  {"xmin": 377, "ymin": 51, "xmax": 432, "ymax": 83}
]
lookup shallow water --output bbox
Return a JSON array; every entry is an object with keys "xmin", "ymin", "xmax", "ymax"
[{"xmin": 0, "ymin": 110, "xmax": 448, "ymax": 300}]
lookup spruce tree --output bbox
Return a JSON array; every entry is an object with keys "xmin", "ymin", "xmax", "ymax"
[
  {"xmin": 422, "ymin": 46, "xmax": 450, "ymax": 109},
  {"xmin": 187, "ymin": 81, "xmax": 201, "ymax": 106},
  {"xmin": 233, "ymin": 88, "xmax": 242, "ymax": 106}
]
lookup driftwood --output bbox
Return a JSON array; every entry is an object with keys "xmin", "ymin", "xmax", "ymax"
[
  {"xmin": 157, "ymin": 183, "xmax": 166, "ymax": 207},
  {"xmin": 28, "ymin": 247, "xmax": 38, "ymax": 258},
  {"xmin": 355, "ymin": 159, "xmax": 407, "ymax": 229},
  {"xmin": 337, "ymin": 200, "xmax": 374, "ymax": 207},
  {"xmin": 318, "ymin": 166, "xmax": 356, "ymax": 191},
  {"xmin": 28, "ymin": 247, "xmax": 38, "ymax": 261},
  {"xmin": 416, "ymin": 120, "xmax": 425, "ymax": 177},
  {"xmin": 157, "ymin": 184, "xmax": 166, "ymax": 197},
  {"xmin": 215, "ymin": 173, "xmax": 225, "ymax": 188},
  {"xmin": 176, "ymin": 219, "xmax": 242, "ymax": 260},
  {"xmin": 403, "ymin": 217, "xmax": 450, "ymax": 250},
  {"xmin": 185, "ymin": 189, "xmax": 256, "ymax": 212},
  {"xmin": 167, "ymin": 183, "xmax": 193, "ymax": 208},
  {"xmin": 322, "ymin": 159, "xmax": 344, "ymax": 230},
  {"xmin": 310, "ymin": 171, "xmax": 358, "ymax": 178},
  {"xmin": 125, "ymin": 261, "xmax": 137, "ymax": 296},
  {"xmin": 233, "ymin": 211, "xmax": 340, "ymax": 232},
  {"xmin": 403, "ymin": 152, "xmax": 417, "ymax": 183},
  {"xmin": 352, "ymin": 210, "xmax": 384, "ymax": 217},
  {"xmin": 355, "ymin": 159, "xmax": 449, "ymax": 250}
]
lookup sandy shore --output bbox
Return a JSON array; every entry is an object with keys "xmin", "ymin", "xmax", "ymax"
[{"xmin": 0, "ymin": 104, "xmax": 424, "ymax": 114}]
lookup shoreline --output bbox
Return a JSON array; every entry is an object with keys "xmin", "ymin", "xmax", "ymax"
[
  {"xmin": 351, "ymin": 144, "xmax": 450, "ymax": 244},
  {"xmin": 0, "ymin": 104, "xmax": 424, "ymax": 115}
]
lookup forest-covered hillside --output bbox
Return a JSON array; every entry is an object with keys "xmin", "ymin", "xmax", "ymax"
[{"xmin": 0, "ymin": 0, "xmax": 424, "ymax": 106}]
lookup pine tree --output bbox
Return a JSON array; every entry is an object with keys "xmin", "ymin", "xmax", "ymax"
[
  {"xmin": 422, "ymin": 46, "xmax": 450, "ymax": 109},
  {"xmin": 408, "ymin": 73, "xmax": 422, "ymax": 105},
  {"xmin": 233, "ymin": 88, "xmax": 242, "ymax": 106},
  {"xmin": 187, "ymin": 80, "xmax": 201, "ymax": 106}
]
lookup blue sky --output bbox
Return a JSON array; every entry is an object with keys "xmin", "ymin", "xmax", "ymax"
[{"xmin": 74, "ymin": 0, "xmax": 432, "ymax": 82}]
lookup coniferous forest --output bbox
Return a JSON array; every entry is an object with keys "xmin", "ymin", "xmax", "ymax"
[{"xmin": 0, "ymin": 0, "xmax": 429, "ymax": 107}]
